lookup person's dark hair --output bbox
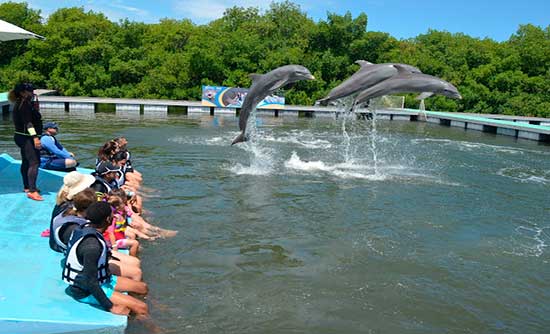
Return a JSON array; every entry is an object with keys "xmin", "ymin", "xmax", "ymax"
[
  {"xmin": 113, "ymin": 137, "xmax": 128, "ymax": 149},
  {"xmin": 112, "ymin": 150, "xmax": 128, "ymax": 163},
  {"xmin": 85, "ymin": 202, "xmax": 112, "ymax": 229},
  {"xmin": 97, "ymin": 140, "xmax": 119, "ymax": 162},
  {"xmin": 8, "ymin": 83, "xmax": 34, "ymax": 103},
  {"xmin": 109, "ymin": 188, "xmax": 128, "ymax": 204},
  {"xmin": 63, "ymin": 188, "xmax": 96, "ymax": 217},
  {"xmin": 108, "ymin": 194, "xmax": 124, "ymax": 210}
]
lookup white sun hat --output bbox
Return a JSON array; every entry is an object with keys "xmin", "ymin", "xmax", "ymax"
[{"xmin": 63, "ymin": 172, "xmax": 96, "ymax": 200}]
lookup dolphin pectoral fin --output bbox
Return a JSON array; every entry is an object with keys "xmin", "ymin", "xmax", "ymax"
[
  {"xmin": 249, "ymin": 74, "xmax": 263, "ymax": 83},
  {"xmin": 416, "ymin": 92, "xmax": 434, "ymax": 100},
  {"xmin": 355, "ymin": 60, "xmax": 374, "ymax": 67},
  {"xmin": 270, "ymin": 79, "xmax": 288, "ymax": 92},
  {"xmin": 231, "ymin": 132, "xmax": 247, "ymax": 145}
]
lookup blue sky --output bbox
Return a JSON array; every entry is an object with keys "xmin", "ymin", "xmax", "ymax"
[{"xmin": 9, "ymin": 0, "xmax": 550, "ymax": 41}]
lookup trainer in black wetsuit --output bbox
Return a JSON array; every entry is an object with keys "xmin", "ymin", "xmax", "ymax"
[{"xmin": 10, "ymin": 83, "xmax": 42, "ymax": 196}]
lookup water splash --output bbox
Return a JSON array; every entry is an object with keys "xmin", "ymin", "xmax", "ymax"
[
  {"xmin": 336, "ymin": 97, "xmax": 381, "ymax": 177},
  {"xmin": 367, "ymin": 109, "xmax": 380, "ymax": 178},
  {"xmin": 229, "ymin": 140, "xmax": 275, "ymax": 175}
]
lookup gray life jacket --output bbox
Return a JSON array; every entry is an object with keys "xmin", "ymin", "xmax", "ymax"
[
  {"xmin": 50, "ymin": 212, "xmax": 89, "ymax": 253},
  {"xmin": 62, "ymin": 226, "xmax": 110, "ymax": 286}
]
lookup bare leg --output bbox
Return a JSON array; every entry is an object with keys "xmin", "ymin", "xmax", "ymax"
[
  {"xmin": 110, "ymin": 291, "xmax": 148, "ymax": 318},
  {"xmin": 131, "ymin": 215, "xmax": 178, "ymax": 238},
  {"xmin": 109, "ymin": 260, "xmax": 142, "ymax": 282},
  {"xmin": 114, "ymin": 276, "xmax": 148, "ymax": 295},
  {"xmin": 125, "ymin": 239, "xmax": 140, "ymax": 257},
  {"xmin": 111, "ymin": 250, "xmax": 141, "ymax": 266},
  {"xmin": 130, "ymin": 195, "xmax": 143, "ymax": 214},
  {"xmin": 126, "ymin": 226, "xmax": 151, "ymax": 240}
]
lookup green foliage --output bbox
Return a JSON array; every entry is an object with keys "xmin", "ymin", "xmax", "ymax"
[{"xmin": 1, "ymin": 1, "xmax": 549, "ymax": 117}]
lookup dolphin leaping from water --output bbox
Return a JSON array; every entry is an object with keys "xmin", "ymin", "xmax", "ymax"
[
  {"xmin": 353, "ymin": 64, "xmax": 462, "ymax": 107},
  {"xmin": 316, "ymin": 61, "xmax": 422, "ymax": 106},
  {"xmin": 232, "ymin": 65, "xmax": 315, "ymax": 145}
]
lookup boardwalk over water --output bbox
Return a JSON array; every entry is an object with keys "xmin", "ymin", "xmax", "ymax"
[{"xmin": 2, "ymin": 93, "xmax": 549, "ymax": 142}]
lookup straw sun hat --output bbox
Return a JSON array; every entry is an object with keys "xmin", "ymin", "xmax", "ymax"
[{"xmin": 63, "ymin": 171, "xmax": 96, "ymax": 200}]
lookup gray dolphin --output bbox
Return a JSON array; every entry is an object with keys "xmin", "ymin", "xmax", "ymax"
[
  {"xmin": 232, "ymin": 65, "xmax": 315, "ymax": 145},
  {"xmin": 316, "ymin": 61, "xmax": 422, "ymax": 106},
  {"xmin": 353, "ymin": 65, "xmax": 462, "ymax": 106}
]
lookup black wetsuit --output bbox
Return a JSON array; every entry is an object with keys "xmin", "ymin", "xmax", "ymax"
[
  {"xmin": 13, "ymin": 98, "xmax": 42, "ymax": 192},
  {"xmin": 90, "ymin": 175, "xmax": 118, "ymax": 195},
  {"xmin": 65, "ymin": 236, "xmax": 113, "ymax": 311}
]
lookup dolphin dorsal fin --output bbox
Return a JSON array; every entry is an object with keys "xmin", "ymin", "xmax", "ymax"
[
  {"xmin": 392, "ymin": 64, "xmax": 410, "ymax": 75},
  {"xmin": 355, "ymin": 60, "xmax": 373, "ymax": 67},
  {"xmin": 249, "ymin": 74, "xmax": 263, "ymax": 83}
]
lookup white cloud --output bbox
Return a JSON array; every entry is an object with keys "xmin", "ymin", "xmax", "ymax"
[
  {"xmin": 172, "ymin": 0, "xmax": 274, "ymax": 23},
  {"xmin": 110, "ymin": 3, "xmax": 150, "ymax": 17}
]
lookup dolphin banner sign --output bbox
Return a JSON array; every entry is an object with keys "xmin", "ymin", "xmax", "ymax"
[{"xmin": 201, "ymin": 85, "xmax": 285, "ymax": 109}]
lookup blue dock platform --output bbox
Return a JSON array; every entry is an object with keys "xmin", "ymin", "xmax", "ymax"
[{"xmin": 0, "ymin": 153, "xmax": 127, "ymax": 334}]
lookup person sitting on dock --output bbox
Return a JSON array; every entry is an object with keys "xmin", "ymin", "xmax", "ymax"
[
  {"xmin": 91, "ymin": 161, "xmax": 121, "ymax": 198},
  {"xmin": 96, "ymin": 140, "xmax": 120, "ymax": 169},
  {"xmin": 50, "ymin": 171, "xmax": 96, "ymax": 230},
  {"xmin": 50, "ymin": 188, "xmax": 96, "ymax": 253},
  {"xmin": 104, "ymin": 194, "xmax": 140, "ymax": 257},
  {"xmin": 111, "ymin": 151, "xmax": 142, "ymax": 213},
  {"xmin": 40, "ymin": 122, "xmax": 78, "ymax": 172},
  {"xmin": 113, "ymin": 137, "xmax": 143, "ymax": 185},
  {"xmin": 63, "ymin": 201, "xmax": 149, "ymax": 318}
]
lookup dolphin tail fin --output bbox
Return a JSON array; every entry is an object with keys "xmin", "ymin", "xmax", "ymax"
[
  {"xmin": 231, "ymin": 132, "xmax": 247, "ymax": 145},
  {"xmin": 316, "ymin": 98, "xmax": 330, "ymax": 106},
  {"xmin": 249, "ymin": 74, "xmax": 263, "ymax": 84}
]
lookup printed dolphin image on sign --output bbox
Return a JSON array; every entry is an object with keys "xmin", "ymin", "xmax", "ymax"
[
  {"xmin": 353, "ymin": 64, "xmax": 462, "ymax": 106},
  {"xmin": 232, "ymin": 65, "xmax": 315, "ymax": 145},
  {"xmin": 316, "ymin": 61, "xmax": 422, "ymax": 106}
]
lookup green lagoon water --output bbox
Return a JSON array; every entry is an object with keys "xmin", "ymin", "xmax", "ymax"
[{"xmin": 1, "ymin": 111, "xmax": 549, "ymax": 333}]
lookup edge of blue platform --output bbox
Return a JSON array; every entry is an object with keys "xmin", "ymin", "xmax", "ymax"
[{"xmin": 0, "ymin": 153, "xmax": 127, "ymax": 334}]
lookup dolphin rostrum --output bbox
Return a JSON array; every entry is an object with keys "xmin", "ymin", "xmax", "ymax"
[
  {"xmin": 353, "ymin": 64, "xmax": 462, "ymax": 106},
  {"xmin": 232, "ymin": 65, "xmax": 315, "ymax": 145},
  {"xmin": 316, "ymin": 61, "xmax": 422, "ymax": 106}
]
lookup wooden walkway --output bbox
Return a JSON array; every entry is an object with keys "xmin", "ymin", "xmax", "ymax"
[{"xmin": 2, "ymin": 93, "xmax": 549, "ymax": 142}]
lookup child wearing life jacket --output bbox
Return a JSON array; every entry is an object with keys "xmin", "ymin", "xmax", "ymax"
[
  {"xmin": 104, "ymin": 195, "xmax": 140, "ymax": 257},
  {"xmin": 108, "ymin": 188, "xmax": 153, "ymax": 240}
]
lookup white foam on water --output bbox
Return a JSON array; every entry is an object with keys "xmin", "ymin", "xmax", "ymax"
[
  {"xmin": 284, "ymin": 151, "xmax": 331, "ymax": 172},
  {"xmin": 169, "ymin": 135, "xmax": 233, "ymax": 146},
  {"xmin": 412, "ymin": 138, "xmax": 550, "ymax": 156},
  {"xmin": 505, "ymin": 223, "xmax": 549, "ymax": 257},
  {"xmin": 284, "ymin": 152, "xmax": 459, "ymax": 185},
  {"xmin": 497, "ymin": 168, "xmax": 550, "ymax": 185},
  {"xmin": 260, "ymin": 131, "xmax": 332, "ymax": 149},
  {"xmin": 205, "ymin": 137, "xmax": 225, "ymax": 144}
]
